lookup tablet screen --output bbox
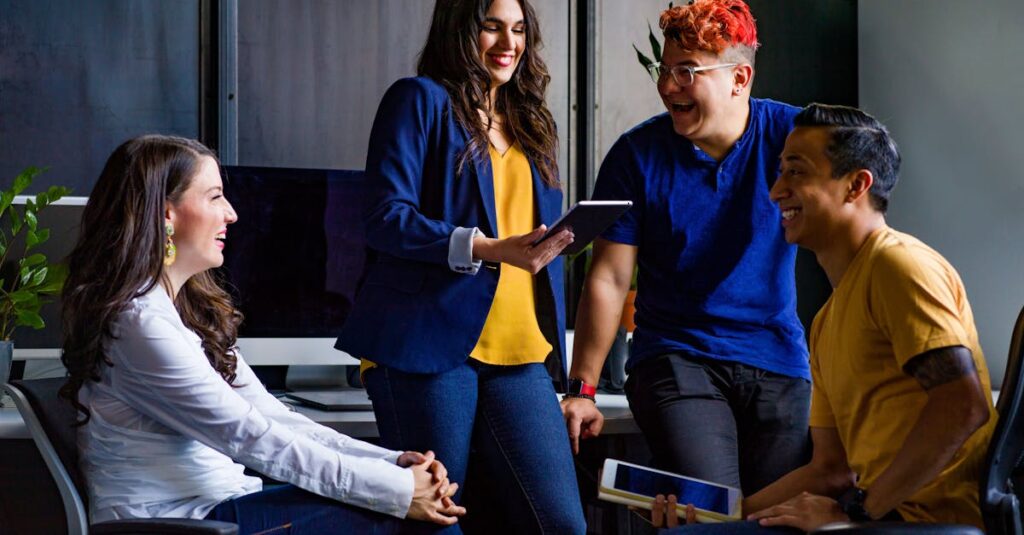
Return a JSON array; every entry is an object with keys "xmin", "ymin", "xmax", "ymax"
[{"xmin": 614, "ymin": 465, "xmax": 732, "ymax": 515}]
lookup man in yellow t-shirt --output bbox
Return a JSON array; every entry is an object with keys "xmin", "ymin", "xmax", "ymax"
[{"xmin": 741, "ymin": 104, "xmax": 996, "ymax": 531}]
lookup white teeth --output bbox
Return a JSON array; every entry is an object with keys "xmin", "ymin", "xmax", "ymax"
[{"xmin": 782, "ymin": 209, "xmax": 798, "ymax": 220}]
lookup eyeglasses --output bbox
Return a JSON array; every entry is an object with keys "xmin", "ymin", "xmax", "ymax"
[{"xmin": 646, "ymin": 62, "xmax": 738, "ymax": 86}]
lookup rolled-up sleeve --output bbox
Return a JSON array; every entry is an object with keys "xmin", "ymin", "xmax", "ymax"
[
  {"xmin": 448, "ymin": 226, "xmax": 483, "ymax": 275},
  {"xmin": 108, "ymin": 311, "xmax": 414, "ymax": 518}
]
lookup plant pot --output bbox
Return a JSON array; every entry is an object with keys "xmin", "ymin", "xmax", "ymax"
[{"xmin": 0, "ymin": 340, "xmax": 11, "ymax": 387}]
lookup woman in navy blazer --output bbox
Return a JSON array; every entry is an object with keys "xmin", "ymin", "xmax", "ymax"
[{"xmin": 336, "ymin": 0, "xmax": 585, "ymax": 533}]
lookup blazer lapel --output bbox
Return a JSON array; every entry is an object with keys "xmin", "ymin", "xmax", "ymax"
[{"xmin": 474, "ymin": 155, "xmax": 499, "ymax": 237}]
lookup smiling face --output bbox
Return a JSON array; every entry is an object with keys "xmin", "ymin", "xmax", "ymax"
[
  {"xmin": 477, "ymin": 0, "xmax": 525, "ymax": 92},
  {"xmin": 165, "ymin": 155, "xmax": 237, "ymax": 278},
  {"xmin": 770, "ymin": 127, "xmax": 853, "ymax": 252},
  {"xmin": 658, "ymin": 40, "xmax": 745, "ymax": 144}
]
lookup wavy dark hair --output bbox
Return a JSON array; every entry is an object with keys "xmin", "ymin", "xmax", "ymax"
[
  {"xmin": 417, "ymin": 0, "xmax": 559, "ymax": 188},
  {"xmin": 59, "ymin": 135, "xmax": 243, "ymax": 423}
]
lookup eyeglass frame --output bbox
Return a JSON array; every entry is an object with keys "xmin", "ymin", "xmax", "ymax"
[{"xmin": 646, "ymin": 62, "xmax": 739, "ymax": 86}]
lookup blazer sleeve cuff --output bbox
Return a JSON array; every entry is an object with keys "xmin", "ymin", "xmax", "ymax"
[{"xmin": 448, "ymin": 226, "xmax": 483, "ymax": 275}]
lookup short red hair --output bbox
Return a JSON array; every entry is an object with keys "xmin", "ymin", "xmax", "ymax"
[{"xmin": 659, "ymin": 0, "xmax": 759, "ymax": 56}]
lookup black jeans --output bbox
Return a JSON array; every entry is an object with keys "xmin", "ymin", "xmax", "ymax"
[{"xmin": 625, "ymin": 352, "xmax": 811, "ymax": 496}]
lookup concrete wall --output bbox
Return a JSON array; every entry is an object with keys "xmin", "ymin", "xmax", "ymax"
[{"xmin": 859, "ymin": 0, "xmax": 1024, "ymax": 384}]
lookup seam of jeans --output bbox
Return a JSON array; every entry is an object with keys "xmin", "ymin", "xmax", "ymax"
[{"xmin": 478, "ymin": 392, "xmax": 546, "ymax": 532}]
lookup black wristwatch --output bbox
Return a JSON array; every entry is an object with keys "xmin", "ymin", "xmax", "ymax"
[
  {"xmin": 562, "ymin": 377, "xmax": 597, "ymax": 402},
  {"xmin": 837, "ymin": 486, "xmax": 870, "ymax": 522}
]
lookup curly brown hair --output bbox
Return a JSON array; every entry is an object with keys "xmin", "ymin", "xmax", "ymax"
[
  {"xmin": 417, "ymin": 0, "xmax": 559, "ymax": 189},
  {"xmin": 59, "ymin": 135, "xmax": 243, "ymax": 424}
]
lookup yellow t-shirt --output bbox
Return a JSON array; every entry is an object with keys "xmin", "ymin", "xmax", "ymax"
[
  {"xmin": 809, "ymin": 227, "xmax": 996, "ymax": 527},
  {"xmin": 469, "ymin": 144, "xmax": 552, "ymax": 365},
  {"xmin": 360, "ymin": 144, "xmax": 551, "ymax": 375}
]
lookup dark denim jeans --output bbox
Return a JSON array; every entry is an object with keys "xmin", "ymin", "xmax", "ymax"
[
  {"xmin": 625, "ymin": 353, "xmax": 811, "ymax": 496},
  {"xmin": 204, "ymin": 484, "xmax": 458, "ymax": 534},
  {"xmin": 363, "ymin": 360, "xmax": 586, "ymax": 535}
]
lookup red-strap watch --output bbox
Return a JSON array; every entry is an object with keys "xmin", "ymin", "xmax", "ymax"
[{"xmin": 564, "ymin": 377, "xmax": 597, "ymax": 402}]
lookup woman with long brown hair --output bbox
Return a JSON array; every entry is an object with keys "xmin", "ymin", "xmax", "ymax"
[
  {"xmin": 335, "ymin": 0, "xmax": 585, "ymax": 532},
  {"xmin": 61, "ymin": 135, "xmax": 465, "ymax": 533}
]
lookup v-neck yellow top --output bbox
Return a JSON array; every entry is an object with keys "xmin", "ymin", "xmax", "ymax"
[{"xmin": 468, "ymin": 143, "xmax": 552, "ymax": 365}]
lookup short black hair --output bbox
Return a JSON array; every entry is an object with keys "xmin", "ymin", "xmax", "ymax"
[{"xmin": 793, "ymin": 103, "xmax": 901, "ymax": 213}]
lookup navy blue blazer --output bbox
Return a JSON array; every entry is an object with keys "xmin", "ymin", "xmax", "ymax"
[{"xmin": 335, "ymin": 77, "xmax": 567, "ymax": 382}]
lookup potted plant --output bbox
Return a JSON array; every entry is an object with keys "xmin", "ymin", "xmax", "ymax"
[{"xmin": 0, "ymin": 167, "xmax": 70, "ymax": 388}]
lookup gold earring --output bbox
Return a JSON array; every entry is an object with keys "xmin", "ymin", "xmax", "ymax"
[{"xmin": 164, "ymin": 223, "xmax": 176, "ymax": 266}]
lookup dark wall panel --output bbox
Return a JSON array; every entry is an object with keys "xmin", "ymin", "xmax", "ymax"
[
  {"xmin": 237, "ymin": 0, "xmax": 434, "ymax": 169},
  {"xmin": 0, "ymin": 0, "xmax": 200, "ymax": 194}
]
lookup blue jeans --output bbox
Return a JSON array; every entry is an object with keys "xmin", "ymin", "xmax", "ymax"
[
  {"xmin": 626, "ymin": 353, "xmax": 811, "ymax": 495},
  {"xmin": 364, "ymin": 360, "xmax": 586, "ymax": 535},
  {"xmin": 204, "ymin": 484, "xmax": 458, "ymax": 534}
]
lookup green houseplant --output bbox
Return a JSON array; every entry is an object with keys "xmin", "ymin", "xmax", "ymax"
[{"xmin": 0, "ymin": 167, "xmax": 70, "ymax": 388}]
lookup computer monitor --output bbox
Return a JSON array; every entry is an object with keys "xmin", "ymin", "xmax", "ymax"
[
  {"xmin": 5, "ymin": 196, "xmax": 86, "ymax": 360},
  {"xmin": 218, "ymin": 166, "xmax": 364, "ymax": 366}
]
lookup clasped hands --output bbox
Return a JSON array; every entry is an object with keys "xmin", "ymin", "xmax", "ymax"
[{"xmin": 396, "ymin": 450, "xmax": 466, "ymax": 526}]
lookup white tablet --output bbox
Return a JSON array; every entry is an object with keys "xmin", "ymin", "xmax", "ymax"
[
  {"xmin": 598, "ymin": 458, "xmax": 743, "ymax": 523},
  {"xmin": 531, "ymin": 200, "xmax": 632, "ymax": 256}
]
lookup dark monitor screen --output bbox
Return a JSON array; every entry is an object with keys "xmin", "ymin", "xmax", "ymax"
[{"xmin": 218, "ymin": 166, "xmax": 367, "ymax": 338}]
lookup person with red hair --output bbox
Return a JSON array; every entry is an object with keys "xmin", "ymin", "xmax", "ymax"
[{"xmin": 562, "ymin": 0, "xmax": 811, "ymax": 516}]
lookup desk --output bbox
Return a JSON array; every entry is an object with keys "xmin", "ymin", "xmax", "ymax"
[
  {"xmin": 1, "ymin": 393, "xmax": 639, "ymax": 440},
  {"xmin": 285, "ymin": 393, "xmax": 640, "ymax": 439}
]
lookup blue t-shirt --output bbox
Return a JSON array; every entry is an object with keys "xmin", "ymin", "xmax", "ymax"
[{"xmin": 593, "ymin": 98, "xmax": 809, "ymax": 379}]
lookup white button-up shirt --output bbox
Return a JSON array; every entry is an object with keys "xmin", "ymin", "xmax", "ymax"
[{"xmin": 78, "ymin": 286, "xmax": 414, "ymax": 523}]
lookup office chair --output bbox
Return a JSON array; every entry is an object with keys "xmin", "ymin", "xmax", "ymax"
[
  {"xmin": 814, "ymin": 304, "xmax": 1024, "ymax": 535},
  {"xmin": 4, "ymin": 378, "xmax": 238, "ymax": 535}
]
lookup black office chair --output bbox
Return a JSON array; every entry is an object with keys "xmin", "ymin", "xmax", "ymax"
[
  {"xmin": 3, "ymin": 378, "xmax": 238, "ymax": 535},
  {"xmin": 814, "ymin": 305, "xmax": 1024, "ymax": 535}
]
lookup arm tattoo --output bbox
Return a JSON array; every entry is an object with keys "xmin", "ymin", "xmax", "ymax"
[{"xmin": 903, "ymin": 345, "xmax": 977, "ymax": 390}]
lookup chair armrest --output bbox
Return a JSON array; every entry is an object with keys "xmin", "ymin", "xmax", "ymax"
[
  {"xmin": 813, "ymin": 521, "xmax": 983, "ymax": 535},
  {"xmin": 91, "ymin": 518, "xmax": 239, "ymax": 535}
]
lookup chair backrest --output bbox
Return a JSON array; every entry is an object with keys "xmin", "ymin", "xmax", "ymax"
[
  {"xmin": 4, "ymin": 377, "xmax": 90, "ymax": 535},
  {"xmin": 980, "ymin": 305, "xmax": 1024, "ymax": 535}
]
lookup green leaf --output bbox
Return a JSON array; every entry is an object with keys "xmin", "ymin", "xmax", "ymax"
[
  {"xmin": 633, "ymin": 44, "xmax": 654, "ymax": 69},
  {"xmin": 46, "ymin": 185, "xmax": 70, "ymax": 204},
  {"xmin": 15, "ymin": 310, "xmax": 44, "ymax": 329},
  {"xmin": 20, "ymin": 253, "xmax": 45, "ymax": 268},
  {"xmin": 648, "ymin": 22, "xmax": 662, "ymax": 63},
  {"xmin": 0, "ymin": 191, "xmax": 13, "ymax": 219},
  {"xmin": 36, "ymin": 263, "xmax": 66, "ymax": 294},
  {"xmin": 29, "ymin": 266, "xmax": 47, "ymax": 287},
  {"xmin": 25, "ymin": 229, "xmax": 38, "ymax": 248},
  {"xmin": 10, "ymin": 167, "xmax": 41, "ymax": 196},
  {"xmin": 34, "ymin": 228, "xmax": 49, "ymax": 246},
  {"xmin": 25, "ymin": 208, "xmax": 37, "ymax": 232},
  {"xmin": 8, "ymin": 289, "xmax": 34, "ymax": 303},
  {"xmin": 19, "ymin": 264, "xmax": 31, "ymax": 286},
  {"xmin": 0, "ymin": 242, "xmax": 6, "ymax": 257},
  {"xmin": 8, "ymin": 205, "xmax": 21, "ymax": 234}
]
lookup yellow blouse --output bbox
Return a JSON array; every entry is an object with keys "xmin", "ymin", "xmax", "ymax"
[{"xmin": 469, "ymin": 144, "xmax": 552, "ymax": 365}]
